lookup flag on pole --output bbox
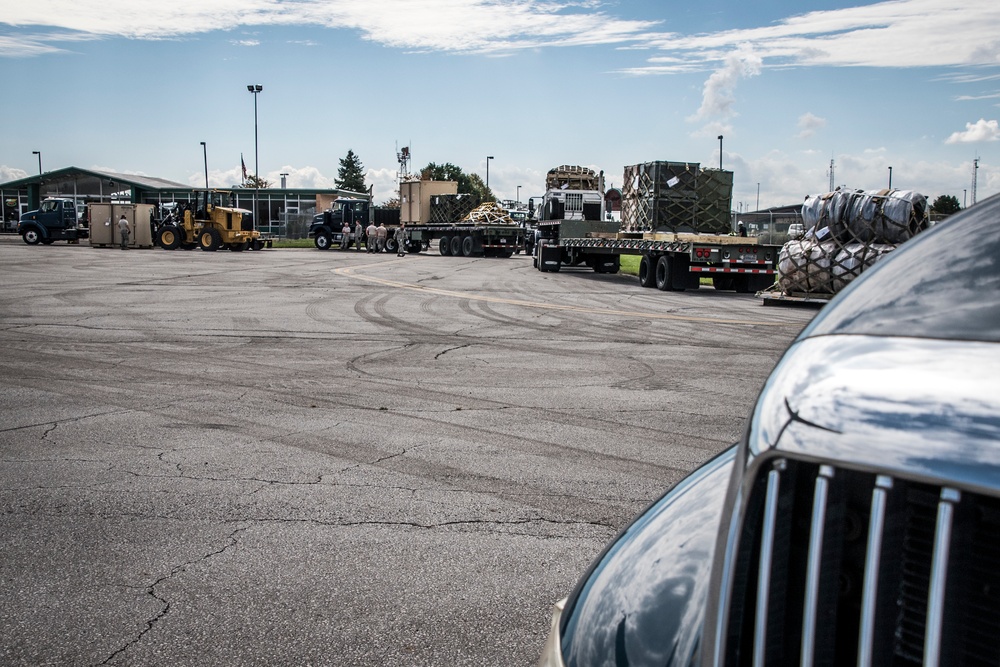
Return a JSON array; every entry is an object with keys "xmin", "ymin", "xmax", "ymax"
[{"xmin": 241, "ymin": 154, "xmax": 247, "ymax": 180}]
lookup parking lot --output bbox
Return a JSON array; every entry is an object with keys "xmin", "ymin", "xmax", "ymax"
[{"xmin": 0, "ymin": 241, "xmax": 816, "ymax": 666}]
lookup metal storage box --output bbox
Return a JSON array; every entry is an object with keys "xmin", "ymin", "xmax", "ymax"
[{"xmin": 88, "ymin": 203, "xmax": 155, "ymax": 248}]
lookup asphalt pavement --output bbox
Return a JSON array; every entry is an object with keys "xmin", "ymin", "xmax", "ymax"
[{"xmin": 0, "ymin": 239, "xmax": 816, "ymax": 666}]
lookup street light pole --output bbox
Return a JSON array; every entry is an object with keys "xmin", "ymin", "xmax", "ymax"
[
  {"xmin": 486, "ymin": 155, "xmax": 494, "ymax": 190},
  {"xmin": 32, "ymin": 151, "xmax": 41, "ymax": 176},
  {"xmin": 516, "ymin": 185, "xmax": 521, "ymax": 206},
  {"xmin": 200, "ymin": 142, "xmax": 209, "ymax": 190},
  {"xmin": 247, "ymin": 84, "xmax": 263, "ymax": 231},
  {"xmin": 717, "ymin": 136, "xmax": 723, "ymax": 170}
]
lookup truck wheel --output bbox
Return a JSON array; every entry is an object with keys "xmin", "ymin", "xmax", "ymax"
[
  {"xmin": 462, "ymin": 236, "xmax": 475, "ymax": 257},
  {"xmin": 314, "ymin": 233, "xmax": 331, "ymax": 250},
  {"xmin": 450, "ymin": 236, "xmax": 462, "ymax": 257},
  {"xmin": 385, "ymin": 238, "xmax": 399, "ymax": 254},
  {"xmin": 655, "ymin": 255, "xmax": 672, "ymax": 291},
  {"xmin": 439, "ymin": 236, "xmax": 451, "ymax": 256},
  {"xmin": 157, "ymin": 225, "xmax": 182, "ymax": 250},
  {"xmin": 199, "ymin": 228, "xmax": 222, "ymax": 251},
  {"xmin": 22, "ymin": 229, "xmax": 41, "ymax": 245},
  {"xmin": 406, "ymin": 241, "xmax": 422, "ymax": 254},
  {"xmin": 639, "ymin": 255, "xmax": 656, "ymax": 287}
]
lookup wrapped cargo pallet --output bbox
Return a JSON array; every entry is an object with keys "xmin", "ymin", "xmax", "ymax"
[
  {"xmin": 831, "ymin": 242, "xmax": 896, "ymax": 292},
  {"xmin": 620, "ymin": 161, "xmax": 733, "ymax": 234},
  {"xmin": 778, "ymin": 239, "xmax": 837, "ymax": 294},
  {"xmin": 775, "ymin": 188, "xmax": 927, "ymax": 299},
  {"xmin": 802, "ymin": 188, "xmax": 928, "ymax": 244}
]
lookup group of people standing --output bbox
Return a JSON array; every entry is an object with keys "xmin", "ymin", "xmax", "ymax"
[{"xmin": 339, "ymin": 220, "xmax": 409, "ymax": 257}]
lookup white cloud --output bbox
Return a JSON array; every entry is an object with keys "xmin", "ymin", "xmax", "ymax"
[
  {"xmin": 625, "ymin": 0, "xmax": 1000, "ymax": 74},
  {"xmin": 0, "ymin": 165, "xmax": 29, "ymax": 182},
  {"xmin": 686, "ymin": 45, "xmax": 760, "ymax": 138},
  {"xmin": 0, "ymin": 0, "xmax": 658, "ymax": 56},
  {"xmin": 946, "ymin": 118, "xmax": 1000, "ymax": 143},
  {"xmin": 796, "ymin": 112, "xmax": 827, "ymax": 140}
]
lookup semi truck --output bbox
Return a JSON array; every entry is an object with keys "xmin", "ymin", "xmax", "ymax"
[
  {"xmin": 17, "ymin": 198, "xmax": 90, "ymax": 245},
  {"xmin": 533, "ymin": 163, "xmax": 781, "ymax": 293},
  {"xmin": 309, "ymin": 181, "xmax": 523, "ymax": 257}
]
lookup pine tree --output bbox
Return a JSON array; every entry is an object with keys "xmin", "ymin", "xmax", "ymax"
[{"xmin": 336, "ymin": 150, "xmax": 367, "ymax": 193}]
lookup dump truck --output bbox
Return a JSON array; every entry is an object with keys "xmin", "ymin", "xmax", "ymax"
[
  {"xmin": 17, "ymin": 198, "xmax": 90, "ymax": 245},
  {"xmin": 760, "ymin": 188, "xmax": 929, "ymax": 306},
  {"xmin": 533, "ymin": 163, "xmax": 782, "ymax": 293},
  {"xmin": 156, "ymin": 190, "xmax": 269, "ymax": 251},
  {"xmin": 309, "ymin": 181, "xmax": 523, "ymax": 256}
]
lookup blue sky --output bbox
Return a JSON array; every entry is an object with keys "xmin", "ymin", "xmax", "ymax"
[{"xmin": 2, "ymin": 0, "xmax": 998, "ymax": 210}]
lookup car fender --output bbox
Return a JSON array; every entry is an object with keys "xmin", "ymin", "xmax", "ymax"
[{"xmin": 550, "ymin": 447, "xmax": 736, "ymax": 667}]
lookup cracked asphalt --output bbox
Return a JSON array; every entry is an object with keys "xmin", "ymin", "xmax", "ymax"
[{"xmin": 0, "ymin": 238, "xmax": 817, "ymax": 666}]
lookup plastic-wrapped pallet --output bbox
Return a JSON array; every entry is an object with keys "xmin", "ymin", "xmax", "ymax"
[
  {"xmin": 802, "ymin": 189, "xmax": 928, "ymax": 244},
  {"xmin": 778, "ymin": 188, "xmax": 927, "ymax": 298},
  {"xmin": 778, "ymin": 239, "xmax": 836, "ymax": 294},
  {"xmin": 830, "ymin": 242, "xmax": 896, "ymax": 292}
]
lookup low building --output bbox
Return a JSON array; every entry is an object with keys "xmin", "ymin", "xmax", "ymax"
[{"xmin": 1, "ymin": 167, "xmax": 365, "ymax": 238}]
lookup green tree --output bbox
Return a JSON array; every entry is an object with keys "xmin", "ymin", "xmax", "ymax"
[
  {"xmin": 336, "ymin": 149, "xmax": 367, "ymax": 193},
  {"xmin": 419, "ymin": 162, "xmax": 495, "ymax": 201},
  {"xmin": 930, "ymin": 194, "xmax": 961, "ymax": 215},
  {"xmin": 242, "ymin": 174, "xmax": 271, "ymax": 189}
]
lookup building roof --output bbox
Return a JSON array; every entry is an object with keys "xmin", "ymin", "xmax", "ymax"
[{"xmin": 0, "ymin": 166, "xmax": 190, "ymax": 190}]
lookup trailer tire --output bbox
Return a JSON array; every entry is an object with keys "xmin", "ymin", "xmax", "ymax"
[
  {"xmin": 21, "ymin": 228, "xmax": 41, "ymax": 245},
  {"xmin": 462, "ymin": 236, "xmax": 476, "ymax": 257},
  {"xmin": 639, "ymin": 255, "xmax": 656, "ymax": 287},
  {"xmin": 450, "ymin": 235, "xmax": 462, "ymax": 257},
  {"xmin": 655, "ymin": 255, "xmax": 673, "ymax": 291},
  {"xmin": 439, "ymin": 236, "xmax": 451, "ymax": 256},
  {"xmin": 157, "ymin": 226, "xmax": 182, "ymax": 250},
  {"xmin": 199, "ymin": 228, "xmax": 222, "ymax": 251},
  {"xmin": 314, "ymin": 233, "xmax": 332, "ymax": 250},
  {"xmin": 406, "ymin": 241, "xmax": 422, "ymax": 254},
  {"xmin": 385, "ymin": 238, "xmax": 399, "ymax": 254}
]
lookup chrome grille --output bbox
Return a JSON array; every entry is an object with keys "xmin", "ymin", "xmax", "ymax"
[{"xmin": 724, "ymin": 458, "xmax": 1000, "ymax": 666}]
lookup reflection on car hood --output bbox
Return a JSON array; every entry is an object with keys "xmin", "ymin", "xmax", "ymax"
[{"xmin": 748, "ymin": 334, "xmax": 1000, "ymax": 492}]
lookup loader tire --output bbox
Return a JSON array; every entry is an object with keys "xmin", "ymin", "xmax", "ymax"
[
  {"xmin": 199, "ymin": 228, "xmax": 222, "ymax": 252},
  {"xmin": 157, "ymin": 225, "xmax": 182, "ymax": 250}
]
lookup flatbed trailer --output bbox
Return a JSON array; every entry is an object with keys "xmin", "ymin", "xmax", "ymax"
[
  {"xmin": 411, "ymin": 222, "xmax": 523, "ymax": 257},
  {"xmin": 536, "ymin": 219, "xmax": 781, "ymax": 293}
]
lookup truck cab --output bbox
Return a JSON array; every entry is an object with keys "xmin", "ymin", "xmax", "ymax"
[
  {"xmin": 18, "ymin": 198, "xmax": 89, "ymax": 245},
  {"xmin": 309, "ymin": 198, "xmax": 371, "ymax": 250}
]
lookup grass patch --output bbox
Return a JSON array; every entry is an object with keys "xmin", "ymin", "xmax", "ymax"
[
  {"xmin": 271, "ymin": 238, "xmax": 314, "ymax": 249},
  {"xmin": 619, "ymin": 254, "xmax": 640, "ymax": 276}
]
